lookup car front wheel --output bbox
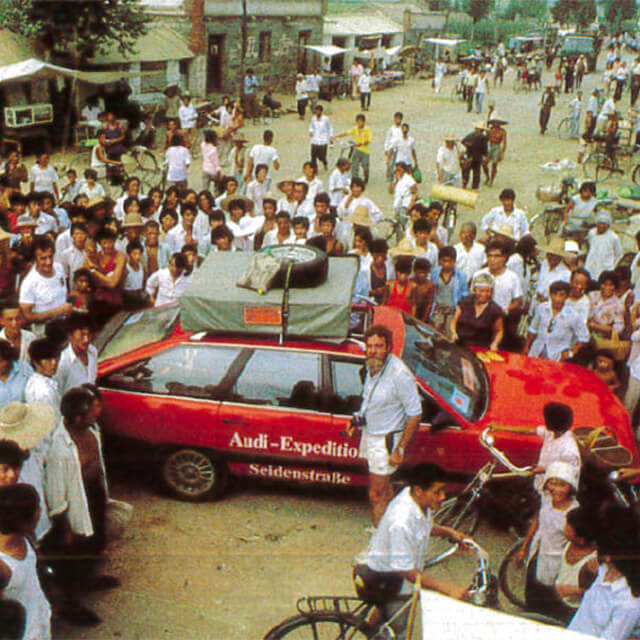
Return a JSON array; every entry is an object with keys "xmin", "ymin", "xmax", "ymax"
[{"xmin": 161, "ymin": 448, "xmax": 229, "ymax": 501}]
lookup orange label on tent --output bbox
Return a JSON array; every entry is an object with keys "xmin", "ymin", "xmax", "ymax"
[{"xmin": 244, "ymin": 306, "xmax": 282, "ymax": 326}]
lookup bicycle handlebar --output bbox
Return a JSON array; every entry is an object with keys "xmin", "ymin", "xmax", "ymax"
[{"xmin": 480, "ymin": 428, "xmax": 535, "ymax": 475}]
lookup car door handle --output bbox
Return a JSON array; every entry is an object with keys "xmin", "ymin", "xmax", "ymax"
[{"xmin": 222, "ymin": 418, "xmax": 249, "ymax": 426}]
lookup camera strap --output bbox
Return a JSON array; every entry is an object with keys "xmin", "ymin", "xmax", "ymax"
[{"xmin": 359, "ymin": 356, "xmax": 390, "ymax": 416}]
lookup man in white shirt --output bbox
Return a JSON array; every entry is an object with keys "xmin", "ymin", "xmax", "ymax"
[
  {"xmin": 393, "ymin": 123, "xmax": 418, "ymax": 169},
  {"xmin": 585, "ymin": 210, "xmax": 622, "ymax": 281},
  {"xmin": 27, "ymin": 192, "xmax": 57, "ymax": 235},
  {"xmin": 0, "ymin": 305, "xmax": 35, "ymax": 366},
  {"xmin": 436, "ymin": 135, "xmax": 462, "ymax": 186},
  {"xmin": 454, "ymin": 222, "xmax": 485, "ymax": 283},
  {"xmin": 477, "ymin": 240, "xmax": 522, "ymax": 312},
  {"xmin": 308, "ymin": 105, "xmax": 333, "ymax": 171},
  {"xmin": 535, "ymin": 239, "xmax": 572, "ymax": 302},
  {"xmin": 525, "ymin": 281, "xmax": 589, "ymax": 362},
  {"xmin": 305, "ymin": 69, "xmax": 323, "ymax": 111},
  {"xmin": 25, "ymin": 337, "xmax": 62, "ymax": 419},
  {"xmin": 114, "ymin": 178, "xmax": 144, "ymax": 221},
  {"xmin": 585, "ymin": 88, "xmax": 600, "ymax": 137},
  {"xmin": 390, "ymin": 162, "xmax": 417, "ymax": 228},
  {"xmin": 357, "ymin": 68, "xmax": 372, "ymax": 111},
  {"xmin": 596, "ymin": 95, "xmax": 618, "ymax": 134},
  {"xmin": 166, "ymin": 203, "xmax": 202, "ymax": 254},
  {"xmin": 146, "ymin": 252, "xmax": 189, "ymax": 306},
  {"xmin": 19, "ymin": 236, "xmax": 72, "ymax": 331},
  {"xmin": 245, "ymin": 129, "xmax": 280, "ymax": 191},
  {"xmin": 56, "ymin": 222, "xmax": 89, "ymax": 282},
  {"xmin": 565, "ymin": 268, "xmax": 591, "ymax": 324},
  {"xmin": 355, "ymin": 463, "xmax": 473, "ymax": 626},
  {"xmin": 569, "ymin": 91, "xmax": 583, "ymax": 139},
  {"xmin": 328, "ymin": 158, "xmax": 352, "ymax": 207},
  {"xmin": 262, "ymin": 211, "xmax": 296, "ymax": 247},
  {"xmin": 56, "ymin": 315, "xmax": 98, "ymax": 393},
  {"xmin": 289, "ymin": 182, "xmax": 316, "ymax": 226},
  {"xmin": 384, "ymin": 112, "xmax": 403, "ymax": 183},
  {"xmin": 345, "ymin": 325, "xmax": 422, "ymax": 525},
  {"xmin": 165, "ymin": 134, "xmax": 192, "ymax": 188},
  {"xmin": 480, "ymin": 188, "xmax": 529, "ymax": 241},
  {"xmin": 178, "ymin": 93, "xmax": 198, "ymax": 135}
]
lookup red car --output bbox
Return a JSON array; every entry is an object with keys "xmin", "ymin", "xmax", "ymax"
[{"xmin": 95, "ymin": 302, "xmax": 638, "ymax": 501}]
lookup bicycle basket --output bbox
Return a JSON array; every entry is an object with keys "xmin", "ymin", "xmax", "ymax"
[{"xmin": 573, "ymin": 427, "xmax": 633, "ymax": 469}]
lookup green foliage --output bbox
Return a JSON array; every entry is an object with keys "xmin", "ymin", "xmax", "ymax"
[
  {"xmin": 0, "ymin": 0, "xmax": 41, "ymax": 36},
  {"xmin": 448, "ymin": 16, "xmax": 543, "ymax": 45},
  {"xmin": 550, "ymin": 0, "xmax": 596, "ymax": 29},
  {"xmin": 605, "ymin": 0, "xmax": 636, "ymax": 27},
  {"xmin": 501, "ymin": 0, "xmax": 548, "ymax": 20},
  {"xmin": 1, "ymin": 0, "xmax": 147, "ymax": 60}
]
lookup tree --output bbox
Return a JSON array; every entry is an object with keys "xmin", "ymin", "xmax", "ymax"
[
  {"xmin": 501, "ymin": 0, "xmax": 547, "ymax": 20},
  {"xmin": 606, "ymin": 0, "xmax": 636, "ymax": 27},
  {"xmin": 469, "ymin": 0, "xmax": 492, "ymax": 22},
  {"xmin": 0, "ymin": 0, "xmax": 147, "ymax": 62},
  {"xmin": 551, "ymin": 0, "xmax": 596, "ymax": 28}
]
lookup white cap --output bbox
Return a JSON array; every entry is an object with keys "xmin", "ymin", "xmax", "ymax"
[{"xmin": 543, "ymin": 461, "xmax": 579, "ymax": 491}]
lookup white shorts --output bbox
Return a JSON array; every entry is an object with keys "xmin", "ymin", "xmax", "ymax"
[{"xmin": 359, "ymin": 431, "xmax": 401, "ymax": 476}]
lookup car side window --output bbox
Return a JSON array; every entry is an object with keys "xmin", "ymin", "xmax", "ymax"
[
  {"xmin": 99, "ymin": 344, "xmax": 242, "ymax": 399},
  {"xmin": 327, "ymin": 358, "xmax": 363, "ymax": 415},
  {"xmin": 231, "ymin": 349, "xmax": 321, "ymax": 408}
]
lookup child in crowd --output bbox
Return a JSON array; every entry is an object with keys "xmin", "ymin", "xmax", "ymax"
[
  {"xmin": 413, "ymin": 258, "xmax": 435, "ymax": 322},
  {"xmin": 369, "ymin": 239, "xmax": 391, "ymax": 304},
  {"xmin": 552, "ymin": 506, "xmax": 598, "ymax": 623},
  {"xmin": 123, "ymin": 240, "xmax": 146, "ymax": 310},
  {"xmin": 431, "ymin": 246, "xmax": 467, "ymax": 337},
  {"xmin": 292, "ymin": 216, "xmax": 310, "ymax": 245},
  {"xmin": 383, "ymin": 255, "xmax": 416, "ymax": 315},
  {"xmin": 592, "ymin": 349, "xmax": 622, "ymax": 397},
  {"xmin": 516, "ymin": 461, "xmax": 580, "ymax": 618},
  {"xmin": 61, "ymin": 169, "xmax": 82, "ymax": 202},
  {"xmin": 67, "ymin": 268, "xmax": 93, "ymax": 313},
  {"xmin": 80, "ymin": 169, "xmax": 105, "ymax": 200}
]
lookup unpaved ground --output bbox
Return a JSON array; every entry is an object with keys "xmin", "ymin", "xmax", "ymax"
[{"xmin": 50, "ymin": 64, "xmax": 619, "ymax": 639}]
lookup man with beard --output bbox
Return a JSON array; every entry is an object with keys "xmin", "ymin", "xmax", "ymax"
[{"xmin": 346, "ymin": 325, "xmax": 422, "ymax": 526}]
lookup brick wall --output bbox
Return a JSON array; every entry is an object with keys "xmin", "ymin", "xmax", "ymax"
[{"xmin": 164, "ymin": 15, "xmax": 324, "ymax": 96}]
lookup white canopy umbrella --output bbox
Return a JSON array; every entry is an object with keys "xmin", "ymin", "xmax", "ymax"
[{"xmin": 303, "ymin": 44, "xmax": 352, "ymax": 58}]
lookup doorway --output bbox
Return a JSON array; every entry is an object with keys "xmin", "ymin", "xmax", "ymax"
[{"xmin": 207, "ymin": 34, "xmax": 225, "ymax": 92}]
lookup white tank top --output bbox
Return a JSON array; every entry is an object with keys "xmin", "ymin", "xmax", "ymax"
[
  {"xmin": 0, "ymin": 542, "xmax": 51, "ymax": 640},
  {"xmin": 556, "ymin": 543, "xmax": 598, "ymax": 608},
  {"xmin": 91, "ymin": 143, "xmax": 107, "ymax": 179}
]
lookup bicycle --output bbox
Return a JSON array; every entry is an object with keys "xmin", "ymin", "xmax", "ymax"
[
  {"xmin": 557, "ymin": 116, "xmax": 578, "ymax": 140},
  {"xmin": 424, "ymin": 427, "xmax": 535, "ymax": 568},
  {"xmin": 328, "ymin": 139, "xmax": 355, "ymax": 168},
  {"xmin": 583, "ymin": 143, "xmax": 625, "ymax": 184},
  {"xmin": 374, "ymin": 217, "xmax": 404, "ymax": 247},
  {"xmin": 263, "ymin": 540, "xmax": 497, "ymax": 639}
]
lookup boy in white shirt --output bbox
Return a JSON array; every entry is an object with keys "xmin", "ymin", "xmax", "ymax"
[{"xmin": 585, "ymin": 210, "xmax": 622, "ymax": 281}]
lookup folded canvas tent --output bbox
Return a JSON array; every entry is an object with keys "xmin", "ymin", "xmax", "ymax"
[{"xmin": 180, "ymin": 252, "xmax": 358, "ymax": 341}]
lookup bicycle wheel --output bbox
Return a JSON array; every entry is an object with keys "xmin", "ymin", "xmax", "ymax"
[
  {"xmin": 133, "ymin": 147, "xmax": 159, "ymax": 174},
  {"xmin": 543, "ymin": 208, "xmax": 564, "ymax": 237},
  {"xmin": 632, "ymin": 163, "xmax": 640, "ymax": 186},
  {"xmin": 263, "ymin": 613, "xmax": 374, "ymax": 640},
  {"xmin": 498, "ymin": 538, "xmax": 527, "ymax": 610},
  {"xmin": 375, "ymin": 218, "xmax": 402, "ymax": 245},
  {"xmin": 67, "ymin": 151, "xmax": 92, "ymax": 174},
  {"xmin": 583, "ymin": 152, "xmax": 609, "ymax": 182},
  {"xmin": 557, "ymin": 118, "xmax": 573, "ymax": 140},
  {"xmin": 424, "ymin": 495, "xmax": 479, "ymax": 568}
]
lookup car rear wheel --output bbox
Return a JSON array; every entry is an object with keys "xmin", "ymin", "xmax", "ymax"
[{"xmin": 161, "ymin": 448, "xmax": 229, "ymax": 501}]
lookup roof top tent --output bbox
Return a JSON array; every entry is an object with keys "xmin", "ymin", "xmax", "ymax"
[
  {"xmin": 303, "ymin": 43, "xmax": 352, "ymax": 75},
  {"xmin": 180, "ymin": 252, "xmax": 358, "ymax": 342}
]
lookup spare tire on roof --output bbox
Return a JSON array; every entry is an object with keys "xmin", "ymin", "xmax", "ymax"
[{"xmin": 257, "ymin": 244, "xmax": 329, "ymax": 288}]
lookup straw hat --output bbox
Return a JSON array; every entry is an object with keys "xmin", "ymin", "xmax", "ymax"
[
  {"xmin": 471, "ymin": 272, "xmax": 495, "ymax": 289},
  {"xmin": 473, "ymin": 120, "xmax": 487, "ymax": 130},
  {"xmin": 488, "ymin": 113, "xmax": 508, "ymax": 125},
  {"xmin": 444, "ymin": 133, "xmax": 458, "ymax": 141},
  {"xmin": 0, "ymin": 402, "xmax": 56, "ymax": 450},
  {"xmin": 388, "ymin": 238, "xmax": 425, "ymax": 257},
  {"xmin": 345, "ymin": 205, "xmax": 376, "ymax": 227},
  {"xmin": 15, "ymin": 214, "xmax": 37, "ymax": 229},
  {"xmin": 277, "ymin": 177, "xmax": 296, "ymax": 192},
  {"xmin": 540, "ymin": 235, "xmax": 571, "ymax": 258},
  {"xmin": 220, "ymin": 195, "xmax": 254, "ymax": 212},
  {"xmin": 488, "ymin": 223, "xmax": 515, "ymax": 240},
  {"xmin": 87, "ymin": 197, "xmax": 107, "ymax": 212},
  {"xmin": 121, "ymin": 213, "xmax": 144, "ymax": 228}
]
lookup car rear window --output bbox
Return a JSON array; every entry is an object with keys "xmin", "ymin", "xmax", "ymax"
[{"xmin": 97, "ymin": 305, "xmax": 180, "ymax": 363}]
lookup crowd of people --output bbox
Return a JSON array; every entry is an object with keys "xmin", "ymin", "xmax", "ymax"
[{"xmin": 2, "ymin": 30, "xmax": 640, "ymax": 639}]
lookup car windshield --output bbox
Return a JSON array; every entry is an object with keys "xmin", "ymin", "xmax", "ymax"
[
  {"xmin": 402, "ymin": 315, "xmax": 489, "ymax": 422},
  {"xmin": 96, "ymin": 305, "xmax": 180, "ymax": 363}
]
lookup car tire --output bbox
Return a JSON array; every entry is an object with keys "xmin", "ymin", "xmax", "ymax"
[
  {"xmin": 258, "ymin": 244, "xmax": 329, "ymax": 288},
  {"xmin": 161, "ymin": 448, "xmax": 229, "ymax": 501}
]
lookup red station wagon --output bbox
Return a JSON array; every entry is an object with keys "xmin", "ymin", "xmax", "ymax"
[{"xmin": 95, "ymin": 252, "xmax": 638, "ymax": 501}]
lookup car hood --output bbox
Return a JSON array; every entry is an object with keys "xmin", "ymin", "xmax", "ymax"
[{"xmin": 478, "ymin": 350, "xmax": 638, "ymax": 457}]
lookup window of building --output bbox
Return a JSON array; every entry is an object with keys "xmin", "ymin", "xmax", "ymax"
[{"xmin": 259, "ymin": 31, "xmax": 272, "ymax": 63}]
